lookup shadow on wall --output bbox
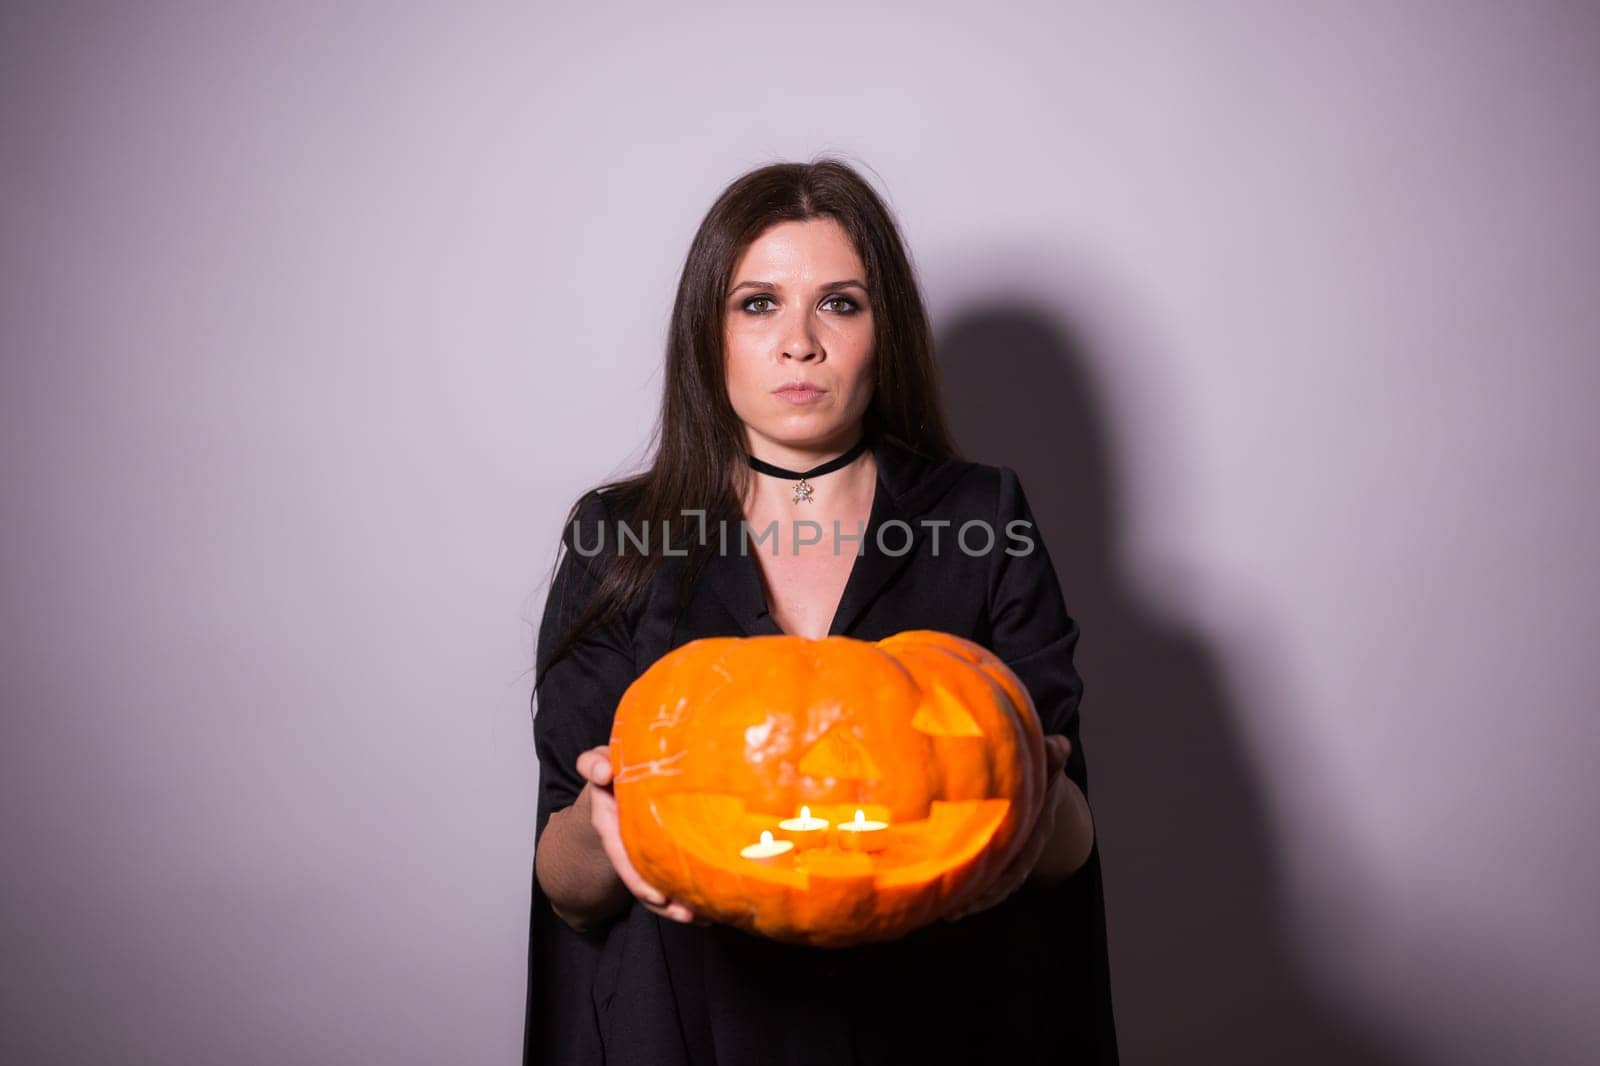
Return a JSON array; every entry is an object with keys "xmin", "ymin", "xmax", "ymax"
[{"xmin": 937, "ymin": 306, "xmax": 1416, "ymax": 1066}]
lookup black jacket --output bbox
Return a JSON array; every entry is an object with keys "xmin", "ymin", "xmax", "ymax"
[{"xmin": 523, "ymin": 432, "xmax": 1119, "ymax": 1065}]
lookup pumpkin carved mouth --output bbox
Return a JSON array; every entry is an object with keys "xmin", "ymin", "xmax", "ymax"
[{"xmin": 610, "ymin": 630, "xmax": 1047, "ymax": 947}]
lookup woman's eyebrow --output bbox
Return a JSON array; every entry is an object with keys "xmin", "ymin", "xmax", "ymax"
[{"xmin": 727, "ymin": 278, "xmax": 868, "ymax": 295}]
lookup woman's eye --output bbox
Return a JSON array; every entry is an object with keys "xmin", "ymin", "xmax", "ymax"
[{"xmin": 739, "ymin": 294, "xmax": 861, "ymax": 315}]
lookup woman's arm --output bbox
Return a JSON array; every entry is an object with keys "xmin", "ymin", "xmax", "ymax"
[
  {"xmin": 535, "ymin": 784, "xmax": 633, "ymax": 933},
  {"xmin": 533, "ymin": 492, "xmax": 646, "ymax": 933},
  {"xmin": 536, "ymin": 744, "xmax": 701, "ymax": 933},
  {"xmin": 985, "ymin": 465, "xmax": 1098, "ymax": 886}
]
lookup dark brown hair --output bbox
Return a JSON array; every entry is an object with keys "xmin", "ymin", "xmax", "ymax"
[{"xmin": 535, "ymin": 156, "xmax": 959, "ymax": 691}]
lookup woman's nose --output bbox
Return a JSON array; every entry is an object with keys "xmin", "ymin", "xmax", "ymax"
[{"xmin": 781, "ymin": 314, "xmax": 822, "ymax": 361}]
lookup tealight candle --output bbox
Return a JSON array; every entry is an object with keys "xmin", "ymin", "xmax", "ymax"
[
  {"xmin": 776, "ymin": 806, "xmax": 831, "ymax": 850},
  {"xmin": 740, "ymin": 829, "xmax": 794, "ymax": 862},
  {"xmin": 833, "ymin": 808, "xmax": 890, "ymax": 852}
]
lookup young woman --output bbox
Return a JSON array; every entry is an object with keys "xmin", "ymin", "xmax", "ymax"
[{"xmin": 524, "ymin": 159, "xmax": 1118, "ymax": 1065}]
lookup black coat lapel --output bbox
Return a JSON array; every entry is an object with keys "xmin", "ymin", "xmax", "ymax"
[{"xmin": 697, "ymin": 522, "xmax": 773, "ymax": 638}]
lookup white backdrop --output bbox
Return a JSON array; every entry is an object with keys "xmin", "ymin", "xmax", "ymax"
[{"xmin": 3, "ymin": 3, "xmax": 1596, "ymax": 1064}]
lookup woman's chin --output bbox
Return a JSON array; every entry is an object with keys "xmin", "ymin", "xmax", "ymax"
[
  {"xmin": 771, "ymin": 407, "xmax": 860, "ymax": 432},
  {"xmin": 763, "ymin": 425, "xmax": 861, "ymax": 454}
]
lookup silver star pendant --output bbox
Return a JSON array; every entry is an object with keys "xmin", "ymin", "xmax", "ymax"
[{"xmin": 792, "ymin": 478, "xmax": 815, "ymax": 504}]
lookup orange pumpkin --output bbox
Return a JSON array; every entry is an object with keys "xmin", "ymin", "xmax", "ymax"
[{"xmin": 609, "ymin": 629, "xmax": 1047, "ymax": 947}]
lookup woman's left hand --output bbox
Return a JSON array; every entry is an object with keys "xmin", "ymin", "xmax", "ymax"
[{"xmin": 942, "ymin": 733, "xmax": 1073, "ymax": 922}]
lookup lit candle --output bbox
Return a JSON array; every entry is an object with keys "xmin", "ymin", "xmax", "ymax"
[
  {"xmin": 776, "ymin": 805, "xmax": 831, "ymax": 850},
  {"xmin": 740, "ymin": 829, "xmax": 794, "ymax": 862},
  {"xmin": 833, "ymin": 808, "xmax": 889, "ymax": 852}
]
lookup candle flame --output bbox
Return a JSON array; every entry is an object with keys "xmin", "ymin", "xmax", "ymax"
[
  {"xmin": 800, "ymin": 806, "xmax": 811, "ymax": 819},
  {"xmin": 854, "ymin": 809, "xmax": 866, "ymax": 825},
  {"xmin": 760, "ymin": 830, "xmax": 774, "ymax": 845}
]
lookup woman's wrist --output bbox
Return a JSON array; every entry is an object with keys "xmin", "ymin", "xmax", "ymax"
[{"xmin": 537, "ymin": 790, "xmax": 631, "ymax": 932}]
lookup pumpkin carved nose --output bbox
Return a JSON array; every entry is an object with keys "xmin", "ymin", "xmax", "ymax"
[{"xmin": 797, "ymin": 728, "xmax": 882, "ymax": 781}]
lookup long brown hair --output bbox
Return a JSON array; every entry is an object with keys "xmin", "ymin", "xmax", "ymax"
[{"xmin": 535, "ymin": 157, "xmax": 959, "ymax": 691}]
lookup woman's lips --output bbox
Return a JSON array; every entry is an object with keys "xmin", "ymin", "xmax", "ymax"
[{"xmin": 774, "ymin": 385, "xmax": 827, "ymax": 405}]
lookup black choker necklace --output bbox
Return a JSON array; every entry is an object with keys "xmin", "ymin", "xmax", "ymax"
[{"xmin": 747, "ymin": 435, "xmax": 870, "ymax": 504}]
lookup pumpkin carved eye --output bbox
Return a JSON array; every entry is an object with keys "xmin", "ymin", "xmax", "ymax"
[
  {"xmin": 911, "ymin": 681, "xmax": 986, "ymax": 737},
  {"xmin": 608, "ymin": 630, "xmax": 1046, "ymax": 947}
]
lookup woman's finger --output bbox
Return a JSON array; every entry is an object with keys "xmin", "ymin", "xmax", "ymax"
[
  {"xmin": 599, "ymin": 827, "xmax": 694, "ymax": 921},
  {"xmin": 588, "ymin": 790, "xmax": 669, "ymax": 907},
  {"xmin": 599, "ymin": 827, "xmax": 696, "ymax": 921},
  {"xmin": 609, "ymin": 843, "xmax": 669, "ymax": 908},
  {"xmin": 578, "ymin": 747, "xmax": 704, "ymax": 923},
  {"xmin": 576, "ymin": 745, "xmax": 614, "ymax": 787},
  {"xmin": 1044, "ymin": 735, "xmax": 1071, "ymax": 776},
  {"xmin": 649, "ymin": 900, "xmax": 698, "ymax": 924}
]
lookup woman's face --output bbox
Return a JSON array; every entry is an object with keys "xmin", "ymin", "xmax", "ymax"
[{"xmin": 723, "ymin": 217, "xmax": 875, "ymax": 455}]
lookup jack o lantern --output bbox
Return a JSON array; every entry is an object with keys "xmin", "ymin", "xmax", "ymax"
[{"xmin": 609, "ymin": 629, "xmax": 1047, "ymax": 947}]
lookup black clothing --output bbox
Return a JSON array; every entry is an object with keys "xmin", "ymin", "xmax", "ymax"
[{"xmin": 523, "ymin": 433, "xmax": 1119, "ymax": 1065}]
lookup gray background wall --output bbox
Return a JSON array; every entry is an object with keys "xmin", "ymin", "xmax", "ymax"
[{"xmin": 3, "ymin": 2, "xmax": 1596, "ymax": 1064}]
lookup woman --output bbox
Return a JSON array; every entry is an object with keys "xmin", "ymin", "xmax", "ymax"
[{"xmin": 524, "ymin": 158, "xmax": 1118, "ymax": 1065}]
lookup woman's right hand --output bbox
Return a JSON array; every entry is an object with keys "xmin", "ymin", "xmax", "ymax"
[{"xmin": 576, "ymin": 744, "xmax": 705, "ymax": 926}]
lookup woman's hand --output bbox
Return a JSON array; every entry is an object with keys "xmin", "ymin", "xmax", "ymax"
[
  {"xmin": 942, "ymin": 734, "xmax": 1075, "ymax": 922},
  {"xmin": 575, "ymin": 744, "xmax": 707, "ymax": 926}
]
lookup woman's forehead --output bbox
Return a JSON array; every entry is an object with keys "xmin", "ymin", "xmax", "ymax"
[{"xmin": 730, "ymin": 219, "xmax": 865, "ymax": 286}]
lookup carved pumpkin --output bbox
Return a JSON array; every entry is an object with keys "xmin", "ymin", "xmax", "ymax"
[{"xmin": 609, "ymin": 629, "xmax": 1046, "ymax": 947}]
